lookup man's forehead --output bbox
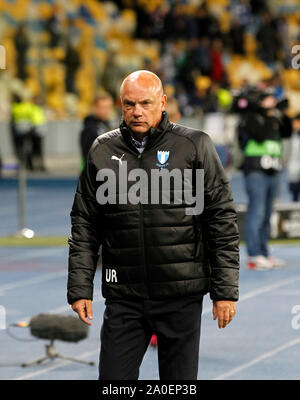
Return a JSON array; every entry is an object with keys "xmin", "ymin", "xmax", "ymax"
[
  {"xmin": 120, "ymin": 74, "xmax": 163, "ymax": 98},
  {"xmin": 121, "ymin": 84, "xmax": 161, "ymax": 101}
]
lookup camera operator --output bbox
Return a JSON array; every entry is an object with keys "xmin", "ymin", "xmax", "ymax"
[{"xmin": 237, "ymin": 90, "xmax": 291, "ymax": 270}]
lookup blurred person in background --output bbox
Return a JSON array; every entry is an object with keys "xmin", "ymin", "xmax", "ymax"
[
  {"xmin": 63, "ymin": 40, "xmax": 81, "ymax": 94},
  {"xmin": 14, "ymin": 23, "xmax": 29, "ymax": 81},
  {"xmin": 195, "ymin": 2, "xmax": 220, "ymax": 39},
  {"xmin": 228, "ymin": 18, "xmax": 245, "ymax": 55},
  {"xmin": 239, "ymin": 91, "xmax": 291, "ymax": 270},
  {"xmin": 165, "ymin": 96, "xmax": 181, "ymax": 123},
  {"xmin": 286, "ymin": 114, "xmax": 300, "ymax": 202},
  {"xmin": 209, "ymin": 39, "xmax": 225, "ymax": 84},
  {"xmin": 79, "ymin": 92, "xmax": 114, "ymax": 170},
  {"xmin": 10, "ymin": 94, "xmax": 34, "ymax": 170},
  {"xmin": 101, "ymin": 51, "xmax": 124, "ymax": 101},
  {"xmin": 44, "ymin": 4, "xmax": 63, "ymax": 48},
  {"xmin": 10, "ymin": 94, "xmax": 47, "ymax": 171},
  {"xmin": 31, "ymin": 96, "xmax": 47, "ymax": 172},
  {"xmin": 256, "ymin": 12, "xmax": 282, "ymax": 66}
]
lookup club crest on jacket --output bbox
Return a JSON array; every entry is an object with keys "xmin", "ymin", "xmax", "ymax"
[{"xmin": 156, "ymin": 150, "xmax": 170, "ymax": 168}]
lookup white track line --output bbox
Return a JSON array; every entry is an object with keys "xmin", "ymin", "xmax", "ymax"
[
  {"xmin": 0, "ymin": 248, "xmax": 64, "ymax": 263},
  {"xmin": 0, "ymin": 270, "xmax": 67, "ymax": 294},
  {"xmin": 14, "ymin": 349, "xmax": 99, "ymax": 381},
  {"xmin": 213, "ymin": 336, "xmax": 300, "ymax": 380}
]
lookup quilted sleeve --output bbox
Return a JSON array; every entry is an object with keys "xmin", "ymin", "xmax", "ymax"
[
  {"xmin": 199, "ymin": 133, "xmax": 240, "ymax": 301},
  {"xmin": 67, "ymin": 143, "xmax": 103, "ymax": 305}
]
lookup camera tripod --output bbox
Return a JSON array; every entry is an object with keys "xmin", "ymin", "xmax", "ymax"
[{"xmin": 21, "ymin": 339, "xmax": 94, "ymax": 367}]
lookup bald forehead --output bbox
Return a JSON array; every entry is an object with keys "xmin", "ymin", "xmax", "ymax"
[{"xmin": 120, "ymin": 70, "xmax": 163, "ymax": 99}]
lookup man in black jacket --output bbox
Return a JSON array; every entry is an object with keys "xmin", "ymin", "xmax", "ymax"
[
  {"xmin": 68, "ymin": 70, "xmax": 239, "ymax": 380},
  {"xmin": 79, "ymin": 92, "xmax": 114, "ymax": 168}
]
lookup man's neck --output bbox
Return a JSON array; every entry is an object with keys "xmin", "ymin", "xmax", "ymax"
[{"xmin": 131, "ymin": 131, "xmax": 150, "ymax": 143}]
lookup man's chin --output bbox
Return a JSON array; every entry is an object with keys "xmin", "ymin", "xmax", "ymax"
[{"xmin": 129, "ymin": 124, "xmax": 149, "ymax": 134}]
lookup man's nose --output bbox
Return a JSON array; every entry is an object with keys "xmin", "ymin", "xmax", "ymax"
[{"xmin": 133, "ymin": 104, "xmax": 143, "ymax": 117}]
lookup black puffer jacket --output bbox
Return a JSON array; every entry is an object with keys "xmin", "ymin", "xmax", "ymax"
[{"xmin": 67, "ymin": 113, "xmax": 239, "ymax": 304}]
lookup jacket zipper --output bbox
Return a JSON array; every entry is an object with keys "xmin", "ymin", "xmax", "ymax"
[{"xmin": 138, "ymin": 153, "xmax": 150, "ymax": 298}]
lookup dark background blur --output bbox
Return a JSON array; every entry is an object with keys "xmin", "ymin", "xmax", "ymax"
[{"xmin": 0, "ymin": 0, "xmax": 300, "ymax": 176}]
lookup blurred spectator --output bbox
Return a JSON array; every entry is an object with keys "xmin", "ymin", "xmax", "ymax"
[
  {"xmin": 196, "ymin": 37, "xmax": 212, "ymax": 76},
  {"xmin": 163, "ymin": 5, "xmax": 189, "ymax": 40},
  {"xmin": 228, "ymin": 19, "xmax": 245, "ymax": 55},
  {"xmin": 10, "ymin": 94, "xmax": 47, "ymax": 171},
  {"xmin": 195, "ymin": 2, "xmax": 221, "ymax": 39},
  {"xmin": 80, "ymin": 92, "xmax": 114, "ymax": 169},
  {"xmin": 210, "ymin": 39, "xmax": 225, "ymax": 84},
  {"xmin": 177, "ymin": 83, "xmax": 192, "ymax": 117},
  {"xmin": 239, "ymin": 92, "xmax": 289, "ymax": 270},
  {"xmin": 165, "ymin": 97, "xmax": 181, "ymax": 123},
  {"xmin": 286, "ymin": 114, "xmax": 300, "ymax": 202},
  {"xmin": 256, "ymin": 12, "xmax": 282, "ymax": 65},
  {"xmin": 201, "ymin": 82, "xmax": 233, "ymax": 170},
  {"xmin": 184, "ymin": 38, "xmax": 212, "ymax": 79},
  {"xmin": 63, "ymin": 40, "xmax": 81, "ymax": 94},
  {"xmin": 250, "ymin": 0, "xmax": 269, "ymax": 14},
  {"xmin": 190, "ymin": 78, "xmax": 218, "ymax": 114},
  {"xmin": 159, "ymin": 42, "xmax": 178, "ymax": 86},
  {"xmin": 268, "ymin": 74, "xmax": 284, "ymax": 100},
  {"xmin": 10, "ymin": 95, "xmax": 34, "ymax": 170},
  {"xmin": 45, "ymin": 5, "xmax": 63, "ymax": 48},
  {"xmin": 135, "ymin": 3, "xmax": 152, "ymax": 39},
  {"xmin": 14, "ymin": 23, "xmax": 29, "ymax": 81},
  {"xmin": 31, "ymin": 96, "xmax": 47, "ymax": 172},
  {"xmin": 101, "ymin": 51, "xmax": 124, "ymax": 100},
  {"xmin": 229, "ymin": 0, "xmax": 252, "ymax": 27},
  {"xmin": 65, "ymin": 17, "xmax": 80, "ymax": 46}
]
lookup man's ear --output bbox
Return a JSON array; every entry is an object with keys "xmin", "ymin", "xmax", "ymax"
[{"xmin": 162, "ymin": 94, "xmax": 167, "ymax": 111}]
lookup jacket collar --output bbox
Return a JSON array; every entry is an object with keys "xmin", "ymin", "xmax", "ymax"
[{"xmin": 120, "ymin": 111, "xmax": 170, "ymax": 151}]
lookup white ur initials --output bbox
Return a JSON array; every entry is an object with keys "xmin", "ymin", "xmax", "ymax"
[{"xmin": 106, "ymin": 268, "xmax": 118, "ymax": 283}]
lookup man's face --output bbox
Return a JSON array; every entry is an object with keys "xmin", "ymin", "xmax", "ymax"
[
  {"xmin": 261, "ymin": 95, "xmax": 276, "ymax": 110},
  {"xmin": 94, "ymin": 98, "xmax": 113, "ymax": 121},
  {"xmin": 293, "ymin": 118, "xmax": 300, "ymax": 131},
  {"xmin": 121, "ymin": 80, "xmax": 167, "ymax": 134}
]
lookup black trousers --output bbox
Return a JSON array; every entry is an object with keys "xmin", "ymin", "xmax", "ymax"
[{"xmin": 99, "ymin": 294, "xmax": 203, "ymax": 380}]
